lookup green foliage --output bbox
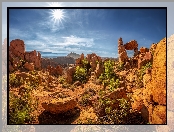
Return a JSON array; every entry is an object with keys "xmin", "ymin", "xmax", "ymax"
[
  {"xmin": 82, "ymin": 58, "xmax": 88, "ymax": 69},
  {"xmin": 108, "ymin": 78, "xmax": 120, "ymax": 92},
  {"xmin": 9, "ymin": 83, "xmax": 38, "ymax": 124},
  {"xmin": 9, "ymin": 73, "xmax": 24, "ymax": 87},
  {"xmin": 74, "ymin": 66, "xmax": 87, "ymax": 83},
  {"xmin": 97, "ymin": 97, "xmax": 131, "ymax": 124},
  {"xmin": 99, "ymin": 60, "xmax": 120, "ymax": 91},
  {"xmin": 80, "ymin": 93, "xmax": 91, "ymax": 106}
]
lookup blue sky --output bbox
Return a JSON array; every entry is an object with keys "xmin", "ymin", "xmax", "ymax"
[{"xmin": 9, "ymin": 8, "xmax": 166, "ymax": 58}]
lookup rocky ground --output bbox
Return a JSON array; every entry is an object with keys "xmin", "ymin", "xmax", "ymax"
[{"xmin": 8, "ymin": 37, "xmax": 166, "ymax": 125}]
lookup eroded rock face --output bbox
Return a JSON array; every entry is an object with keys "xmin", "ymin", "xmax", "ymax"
[
  {"xmin": 65, "ymin": 67, "xmax": 76, "ymax": 84},
  {"xmin": 9, "ymin": 39, "xmax": 42, "ymax": 72},
  {"xmin": 140, "ymin": 47, "xmax": 149, "ymax": 53},
  {"xmin": 25, "ymin": 50, "xmax": 41, "ymax": 70},
  {"xmin": 42, "ymin": 97, "xmax": 77, "ymax": 114},
  {"xmin": 151, "ymin": 38, "xmax": 166, "ymax": 106},
  {"xmin": 139, "ymin": 38, "xmax": 166, "ymax": 124},
  {"xmin": 138, "ymin": 51, "xmax": 152, "ymax": 69},
  {"xmin": 47, "ymin": 65, "xmax": 63, "ymax": 77},
  {"xmin": 124, "ymin": 40, "xmax": 138, "ymax": 50},
  {"xmin": 10, "ymin": 39, "xmax": 25, "ymax": 60},
  {"xmin": 118, "ymin": 37, "xmax": 128, "ymax": 63}
]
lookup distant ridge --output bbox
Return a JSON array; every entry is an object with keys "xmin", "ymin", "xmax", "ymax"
[{"xmin": 67, "ymin": 52, "xmax": 80, "ymax": 59}]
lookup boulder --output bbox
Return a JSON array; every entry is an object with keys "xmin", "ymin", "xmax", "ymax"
[
  {"xmin": 42, "ymin": 97, "xmax": 77, "ymax": 114},
  {"xmin": 24, "ymin": 62, "xmax": 34, "ymax": 71}
]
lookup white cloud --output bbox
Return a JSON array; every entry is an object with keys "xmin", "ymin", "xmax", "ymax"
[{"xmin": 61, "ymin": 35, "xmax": 94, "ymax": 47}]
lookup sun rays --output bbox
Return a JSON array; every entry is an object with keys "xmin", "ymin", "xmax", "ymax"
[{"xmin": 47, "ymin": 2, "xmax": 67, "ymax": 28}]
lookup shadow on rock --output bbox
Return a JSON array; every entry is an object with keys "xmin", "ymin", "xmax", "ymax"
[{"xmin": 38, "ymin": 107, "xmax": 80, "ymax": 124}]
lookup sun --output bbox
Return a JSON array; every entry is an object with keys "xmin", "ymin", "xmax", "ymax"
[{"xmin": 50, "ymin": 9, "xmax": 66, "ymax": 25}]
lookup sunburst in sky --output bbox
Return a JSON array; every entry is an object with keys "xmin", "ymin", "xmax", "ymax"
[
  {"xmin": 50, "ymin": 9, "xmax": 66, "ymax": 25},
  {"xmin": 47, "ymin": 2, "xmax": 67, "ymax": 27}
]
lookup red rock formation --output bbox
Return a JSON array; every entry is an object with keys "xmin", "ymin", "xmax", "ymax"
[
  {"xmin": 124, "ymin": 40, "xmax": 138, "ymax": 50},
  {"xmin": 65, "ymin": 67, "xmax": 76, "ymax": 84},
  {"xmin": 118, "ymin": 37, "xmax": 128, "ymax": 63},
  {"xmin": 9, "ymin": 39, "xmax": 25, "ymax": 60},
  {"xmin": 25, "ymin": 50, "xmax": 41, "ymax": 70},
  {"xmin": 47, "ymin": 65, "xmax": 63, "ymax": 76},
  {"xmin": 9, "ymin": 39, "xmax": 42, "ymax": 72}
]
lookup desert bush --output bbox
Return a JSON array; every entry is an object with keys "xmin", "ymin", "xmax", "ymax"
[
  {"xmin": 108, "ymin": 78, "xmax": 120, "ymax": 92},
  {"xmin": 80, "ymin": 93, "xmax": 91, "ymax": 106},
  {"xmin": 9, "ymin": 73, "xmax": 24, "ymax": 87},
  {"xmin": 9, "ymin": 83, "xmax": 38, "ymax": 124},
  {"xmin": 96, "ymin": 95, "xmax": 131, "ymax": 124},
  {"xmin": 73, "ymin": 66, "xmax": 87, "ymax": 83},
  {"xmin": 99, "ymin": 60, "xmax": 120, "ymax": 91}
]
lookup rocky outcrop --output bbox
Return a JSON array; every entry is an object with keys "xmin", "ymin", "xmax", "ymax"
[
  {"xmin": 131, "ymin": 37, "xmax": 166, "ymax": 124},
  {"xmin": 65, "ymin": 67, "xmax": 76, "ymax": 84},
  {"xmin": 124, "ymin": 40, "xmax": 138, "ymax": 50},
  {"xmin": 25, "ymin": 50, "xmax": 41, "ymax": 70},
  {"xmin": 47, "ymin": 65, "xmax": 63, "ymax": 77},
  {"xmin": 9, "ymin": 39, "xmax": 42, "ymax": 72},
  {"xmin": 151, "ymin": 38, "xmax": 166, "ymax": 106},
  {"xmin": 118, "ymin": 37, "xmax": 128, "ymax": 63},
  {"xmin": 10, "ymin": 39, "xmax": 25, "ymax": 60},
  {"xmin": 138, "ymin": 51, "xmax": 152, "ymax": 69}
]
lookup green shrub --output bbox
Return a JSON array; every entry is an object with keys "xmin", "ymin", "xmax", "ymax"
[
  {"xmin": 99, "ymin": 60, "xmax": 120, "ymax": 91},
  {"xmin": 9, "ymin": 83, "xmax": 38, "ymax": 124},
  {"xmin": 96, "ymin": 97, "xmax": 131, "ymax": 124},
  {"xmin": 74, "ymin": 66, "xmax": 87, "ymax": 83},
  {"xmin": 108, "ymin": 78, "xmax": 120, "ymax": 92},
  {"xmin": 9, "ymin": 73, "xmax": 24, "ymax": 87}
]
